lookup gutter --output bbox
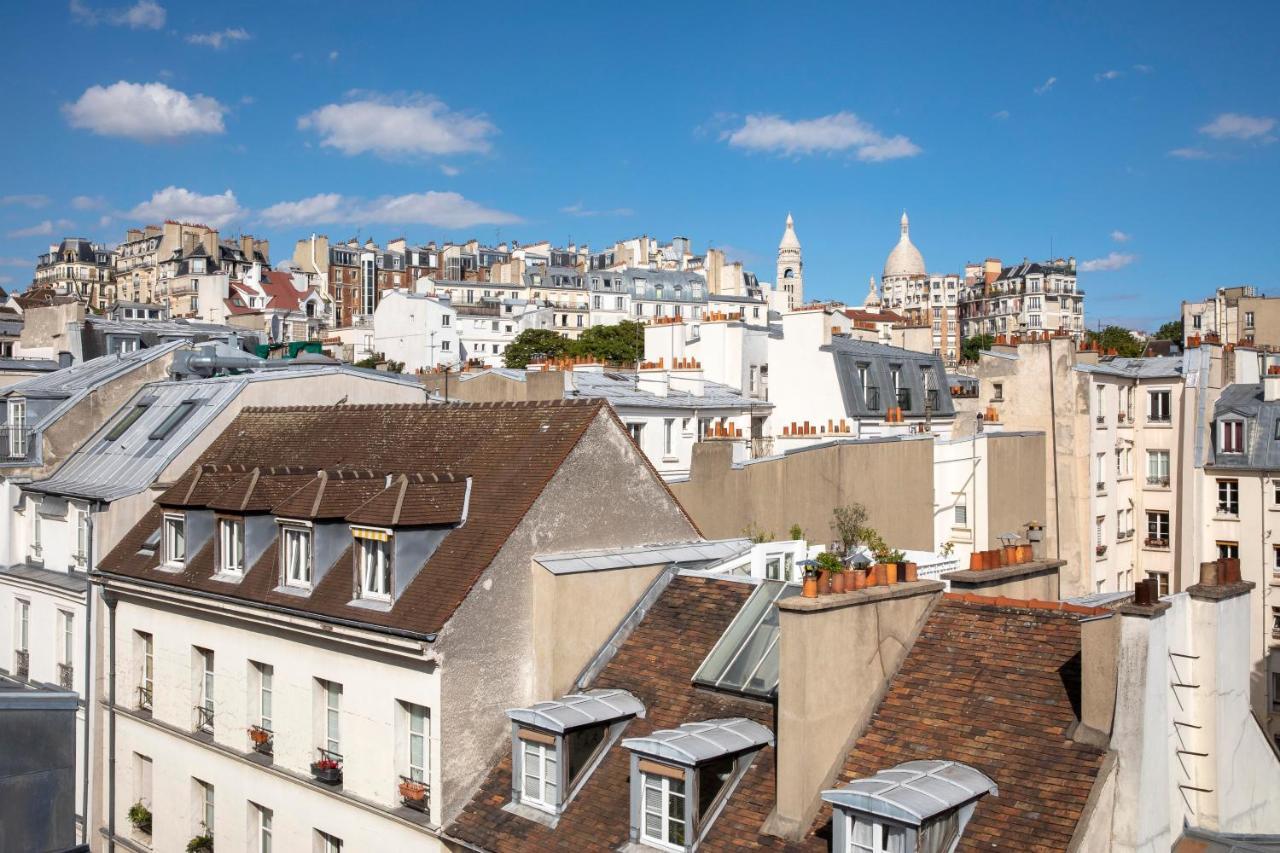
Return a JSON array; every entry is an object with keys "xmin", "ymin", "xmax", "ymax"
[{"xmin": 91, "ymin": 569, "xmax": 439, "ymax": 644}]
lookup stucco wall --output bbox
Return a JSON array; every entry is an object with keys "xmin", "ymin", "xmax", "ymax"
[
  {"xmin": 671, "ymin": 436, "xmax": 934, "ymax": 549},
  {"xmin": 422, "ymin": 370, "xmax": 563, "ymax": 403},
  {"xmin": 433, "ymin": 411, "xmax": 698, "ymax": 823},
  {"xmin": 984, "ymin": 432, "xmax": 1047, "ymax": 550}
]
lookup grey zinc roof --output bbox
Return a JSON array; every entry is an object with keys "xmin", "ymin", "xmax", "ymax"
[
  {"xmin": 821, "ymin": 760, "xmax": 998, "ymax": 826},
  {"xmin": 825, "ymin": 338, "xmax": 955, "ymax": 420},
  {"xmin": 567, "ymin": 370, "xmax": 769, "ymax": 411},
  {"xmin": 506, "ymin": 689, "xmax": 645, "ymax": 733},
  {"xmin": 2, "ymin": 340, "xmax": 184, "ymax": 402},
  {"xmin": 86, "ymin": 316, "xmax": 244, "ymax": 336},
  {"xmin": 0, "ymin": 358, "xmax": 59, "ymax": 373},
  {"xmin": 535, "ymin": 538, "xmax": 752, "ymax": 575},
  {"xmin": 1075, "ymin": 356, "xmax": 1183, "ymax": 380},
  {"xmin": 1207, "ymin": 383, "xmax": 1280, "ymax": 470},
  {"xmin": 622, "ymin": 718, "xmax": 774, "ymax": 765}
]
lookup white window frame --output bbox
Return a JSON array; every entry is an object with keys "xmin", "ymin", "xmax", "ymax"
[
  {"xmin": 847, "ymin": 813, "xmax": 906, "ymax": 853},
  {"xmin": 7, "ymin": 399, "xmax": 27, "ymax": 457},
  {"xmin": 641, "ymin": 771, "xmax": 686, "ymax": 851},
  {"xmin": 140, "ymin": 631, "xmax": 153, "ymax": 695},
  {"xmin": 59, "ymin": 610, "xmax": 73, "ymax": 667},
  {"xmin": 323, "ymin": 680, "xmax": 341, "ymax": 755},
  {"xmin": 316, "ymin": 830, "xmax": 343, "ymax": 853},
  {"xmin": 1148, "ymin": 389, "xmax": 1171, "ymax": 422},
  {"xmin": 198, "ymin": 648, "xmax": 215, "ymax": 725},
  {"xmin": 254, "ymin": 803, "xmax": 273, "ymax": 853},
  {"xmin": 1218, "ymin": 419, "xmax": 1244, "ymax": 454},
  {"xmin": 663, "ymin": 418, "xmax": 675, "ymax": 457},
  {"xmin": 281, "ymin": 524, "xmax": 313, "ymax": 588},
  {"xmin": 163, "ymin": 512, "xmax": 186, "ymax": 567},
  {"xmin": 408, "ymin": 703, "xmax": 429, "ymax": 783},
  {"xmin": 196, "ymin": 778, "xmax": 214, "ymax": 836},
  {"xmin": 257, "ymin": 662, "xmax": 273, "ymax": 731},
  {"xmin": 75, "ymin": 506, "xmax": 90, "ymax": 565},
  {"xmin": 1218, "ymin": 479, "xmax": 1240, "ymax": 516},
  {"xmin": 15, "ymin": 598, "xmax": 29, "ymax": 654},
  {"xmin": 218, "ymin": 517, "xmax": 244, "ymax": 576},
  {"xmin": 521, "ymin": 739, "xmax": 559, "ymax": 811},
  {"xmin": 356, "ymin": 535, "xmax": 393, "ymax": 601}
]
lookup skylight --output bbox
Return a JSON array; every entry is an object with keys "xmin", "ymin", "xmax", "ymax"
[
  {"xmin": 105, "ymin": 403, "xmax": 150, "ymax": 441},
  {"xmin": 692, "ymin": 579, "xmax": 797, "ymax": 698},
  {"xmin": 149, "ymin": 400, "xmax": 199, "ymax": 440}
]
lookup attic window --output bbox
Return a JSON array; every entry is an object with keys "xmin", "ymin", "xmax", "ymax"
[
  {"xmin": 353, "ymin": 528, "xmax": 392, "ymax": 601},
  {"xmin": 506, "ymin": 689, "xmax": 643, "ymax": 816},
  {"xmin": 822, "ymin": 760, "xmax": 997, "ymax": 853},
  {"xmin": 622, "ymin": 718, "xmax": 772, "ymax": 850},
  {"xmin": 149, "ymin": 400, "xmax": 199, "ymax": 440},
  {"xmin": 105, "ymin": 403, "xmax": 150, "ymax": 441}
]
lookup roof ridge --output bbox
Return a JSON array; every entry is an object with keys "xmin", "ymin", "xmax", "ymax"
[
  {"xmin": 235, "ymin": 398, "xmax": 604, "ymax": 415},
  {"xmin": 942, "ymin": 591, "xmax": 1110, "ymax": 617}
]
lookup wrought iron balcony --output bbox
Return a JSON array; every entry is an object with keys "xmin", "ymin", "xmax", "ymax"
[
  {"xmin": 398, "ymin": 774, "xmax": 430, "ymax": 814},
  {"xmin": 1, "ymin": 426, "xmax": 34, "ymax": 463},
  {"xmin": 310, "ymin": 748, "xmax": 343, "ymax": 785},
  {"xmin": 14, "ymin": 649, "xmax": 28, "ymax": 680},
  {"xmin": 136, "ymin": 685, "xmax": 153, "ymax": 711},
  {"xmin": 193, "ymin": 704, "xmax": 214, "ymax": 734},
  {"xmin": 57, "ymin": 662, "xmax": 73, "ymax": 690},
  {"xmin": 248, "ymin": 724, "xmax": 274, "ymax": 757},
  {"xmin": 1146, "ymin": 475, "xmax": 1170, "ymax": 488},
  {"xmin": 1144, "ymin": 537, "xmax": 1170, "ymax": 549}
]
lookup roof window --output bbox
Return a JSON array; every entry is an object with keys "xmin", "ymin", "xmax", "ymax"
[
  {"xmin": 149, "ymin": 399, "xmax": 199, "ymax": 440},
  {"xmin": 822, "ymin": 760, "xmax": 997, "ymax": 853},
  {"xmin": 506, "ymin": 689, "xmax": 643, "ymax": 818},
  {"xmin": 693, "ymin": 580, "xmax": 797, "ymax": 698},
  {"xmin": 105, "ymin": 401, "xmax": 151, "ymax": 441}
]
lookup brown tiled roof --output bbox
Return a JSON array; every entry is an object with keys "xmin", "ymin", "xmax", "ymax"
[
  {"xmin": 204, "ymin": 469, "xmax": 319, "ymax": 513},
  {"xmin": 98, "ymin": 400, "xmax": 611, "ymax": 635},
  {"xmin": 345, "ymin": 473, "xmax": 468, "ymax": 527},
  {"xmin": 269, "ymin": 470, "xmax": 391, "ymax": 520},
  {"xmin": 448, "ymin": 575, "xmax": 769, "ymax": 852}
]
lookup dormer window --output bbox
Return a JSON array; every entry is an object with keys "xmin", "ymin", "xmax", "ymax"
[
  {"xmin": 353, "ymin": 529, "xmax": 392, "ymax": 600},
  {"xmin": 281, "ymin": 523, "xmax": 312, "ymax": 587},
  {"xmin": 1218, "ymin": 419, "xmax": 1244, "ymax": 454},
  {"xmin": 163, "ymin": 513, "xmax": 186, "ymax": 567},
  {"xmin": 217, "ymin": 517, "xmax": 244, "ymax": 577},
  {"xmin": 506, "ymin": 689, "xmax": 644, "ymax": 817},
  {"xmin": 823, "ymin": 760, "xmax": 997, "ymax": 853},
  {"xmin": 622, "ymin": 718, "xmax": 772, "ymax": 850}
]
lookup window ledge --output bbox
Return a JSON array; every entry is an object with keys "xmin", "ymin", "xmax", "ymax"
[
  {"xmin": 1144, "ymin": 485, "xmax": 1172, "ymax": 492},
  {"xmin": 272, "ymin": 584, "xmax": 313, "ymax": 598},
  {"xmin": 501, "ymin": 800, "xmax": 560, "ymax": 828},
  {"xmin": 211, "ymin": 571, "xmax": 244, "ymax": 584},
  {"xmin": 1213, "ymin": 515, "xmax": 1241, "ymax": 523},
  {"xmin": 347, "ymin": 597, "xmax": 393, "ymax": 613}
]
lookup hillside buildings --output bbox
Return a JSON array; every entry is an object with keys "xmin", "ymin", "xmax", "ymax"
[
  {"xmin": 33, "ymin": 238, "xmax": 116, "ymax": 307},
  {"xmin": 958, "ymin": 256, "xmax": 1085, "ymax": 341}
]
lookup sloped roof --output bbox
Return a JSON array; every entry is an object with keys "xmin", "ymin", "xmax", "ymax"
[
  {"xmin": 97, "ymin": 400, "xmax": 618, "ymax": 635},
  {"xmin": 1207, "ymin": 383, "xmax": 1280, "ymax": 470}
]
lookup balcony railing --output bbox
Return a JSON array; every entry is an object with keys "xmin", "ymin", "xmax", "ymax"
[
  {"xmin": 136, "ymin": 685, "xmax": 153, "ymax": 711},
  {"xmin": 1144, "ymin": 537, "xmax": 1170, "ymax": 549},
  {"xmin": 193, "ymin": 704, "xmax": 214, "ymax": 734},
  {"xmin": 249, "ymin": 724, "xmax": 274, "ymax": 757},
  {"xmin": 1217, "ymin": 504, "xmax": 1239, "ymax": 517},
  {"xmin": 749, "ymin": 437, "xmax": 775, "ymax": 460},
  {"xmin": 896, "ymin": 388, "xmax": 912, "ymax": 410},
  {"xmin": 1095, "ymin": 545, "xmax": 1108, "ymax": 557},
  {"xmin": 57, "ymin": 662, "xmax": 74, "ymax": 690},
  {"xmin": 14, "ymin": 649, "xmax": 28, "ymax": 680},
  {"xmin": 864, "ymin": 387, "xmax": 881, "ymax": 410},
  {"xmin": 1146, "ymin": 475, "xmax": 1170, "ymax": 488},
  {"xmin": 398, "ymin": 775, "xmax": 430, "ymax": 815},
  {"xmin": 1096, "ymin": 481, "xmax": 1105, "ymax": 492},
  {"xmin": 1, "ymin": 427, "xmax": 34, "ymax": 463},
  {"xmin": 311, "ymin": 748, "xmax": 343, "ymax": 785}
]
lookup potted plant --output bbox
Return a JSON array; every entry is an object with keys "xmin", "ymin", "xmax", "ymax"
[
  {"xmin": 903, "ymin": 561, "xmax": 918, "ymax": 582},
  {"xmin": 800, "ymin": 563, "xmax": 819, "ymax": 598},
  {"xmin": 127, "ymin": 801, "xmax": 152, "ymax": 835},
  {"xmin": 815, "ymin": 551, "xmax": 843, "ymax": 594},
  {"xmin": 186, "ymin": 833, "xmax": 213, "ymax": 853},
  {"xmin": 884, "ymin": 549, "xmax": 905, "ymax": 584},
  {"xmin": 1096, "ymin": 545, "xmax": 1107, "ymax": 557},
  {"xmin": 249, "ymin": 726, "xmax": 271, "ymax": 745},
  {"xmin": 311, "ymin": 754, "xmax": 343, "ymax": 784},
  {"xmin": 399, "ymin": 776, "xmax": 428, "ymax": 808}
]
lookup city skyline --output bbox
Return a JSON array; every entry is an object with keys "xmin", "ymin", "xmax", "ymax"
[{"xmin": 1, "ymin": 1, "xmax": 1278, "ymax": 330}]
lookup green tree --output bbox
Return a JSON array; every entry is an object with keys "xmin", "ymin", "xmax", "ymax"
[
  {"xmin": 572, "ymin": 320, "xmax": 645, "ymax": 364},
  {"xmin": 1153, "ymin": 320, "xmax": 1184, "ymax": 342},
  {"xmin": 503, "ymin": 328, "xmax": 572, "ymax": 368},
  {"xmin": 1085, "ymin": 325, "xmax": 1144, "ymax": 357},
  {"xmin": 960, "ymin": 334, "xmax": 995, "ymax": 362}
]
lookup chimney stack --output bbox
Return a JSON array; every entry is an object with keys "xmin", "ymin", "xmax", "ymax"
[{"xmin": 1264, "ymin": 364, "xmax": 1280, "ymax": 402}]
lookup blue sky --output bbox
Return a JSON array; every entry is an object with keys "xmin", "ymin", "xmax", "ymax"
[{"xmin": 1, "ymin": 0, "xmax": 1277, "ymax": 330}]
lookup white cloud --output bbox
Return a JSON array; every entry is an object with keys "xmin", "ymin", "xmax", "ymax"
[
  {"xmin": 0, "ymin": 257, "xmax": 30, "ymax": 266},
  {"xmin": 186, "ymin": 28, "xmax": 250, "ymax": 49},
  {"xmin": 259, "ymin": 191, "xmax": 520, "ymax": 229},
  {"xmin": 439, "ymin": 164, "xmax": 460, "ymax": 177},
  {"xmin": 329, "ymin": 50, "xmax": 339, "ymax": 61},
  {"xmin": 1080, "ymin": 252, "xmax": 1136, "ymax": 272},
  {"xmin": 1095, "ymin": 69, "xmax": 1122, "ymax": 81},
  {"xmin": 1199, "ymin": 112, "xmax": 1276, "ymax": 141},
  {"xmin": 1133, "ymin": 64, "xmax": 1154, "ymax": 74},
  {"xmin": 722, "ymin": 112, "xmax": 921, "ymax": 161},
  {"xmin": 298, "ymin": 94, "xmax": 496, "ymax": 159},
  {"xmin": 1110, "ymin": 230, "xmax": 1131, "ymax": 243},
  {"xmin": 1169, "ymin": 147, "xmax": 1213, "ymax": 160},
  {"xmin": 70, "ymin": 0, "xmax": 165, "ymax": 29},
  {"xmin": 71, "ymin": 194, "xmax": 106, "ymax": 210},
  {"xmin": 992, "ymin": 110, "xmax": 1010, "ymax": 120},
  {"xmin": 64, "ymin": 81, "xmax": 226, "ymax": 142},
  {"xmin": 98, "ymin": 214, "xmax": 113, "ymax": 228},
  {"xmin": 0, "ymin": 194, "xmax": 50, "ymax": 208},
  {"xmin": 128, "ymin": 186, "xmax": 244, "ymax": 228},
  {"xmin": 1034, "ymin": 76, "xmax": 1057, "ymax": 95},
  {"xmin": 7, "ymin": 219, "xmax": 74, "ymax": 238},
  {"xmin": 560, "ymin": 202, "xmax": 634, "ymax": 218}
]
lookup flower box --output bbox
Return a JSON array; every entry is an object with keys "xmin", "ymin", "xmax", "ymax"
[{"xmin": 311, "ymin": 756, "xmax": 343, "ymax": 785}]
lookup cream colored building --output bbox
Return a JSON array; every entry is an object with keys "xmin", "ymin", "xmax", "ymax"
[
  {"xmin": 33, "ymin": 238, "xmax": 116, "ymax": 308},
  {"xmin": 959, "ymin": 256, "xmax": 1085, "ymax": 341},
  {"xmin": 1181, "ymin": 284, "xmax": 1280, "ymax": 350},
  {"xmin": 876, "ymin": 213, "xmax": 962, "ymax": 364},
  {"xmin": 775, "ymin": 214, "xmax": 803, "ymax": 311}
]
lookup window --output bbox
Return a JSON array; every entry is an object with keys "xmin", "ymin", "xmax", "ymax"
[
  {"xmin": 992, "ymin": 383, "xmax": 1003, "ymax": 402},
  {"xmin": 106, "ymin": 403, "xmax": 149, "ymax": 441},
  {"xmin": 1218, "ymin": 420, "xmax": 1244, "ymax": 454},
  {"xmin": 218, "ymin": 518, "xmax": 244, "ymax": 576},
  {"xmin": 441, "ymin": 314, "xmax": 450, "ymax": 327},
  {"xmin": 1147, "ymin": 572, "xmax": 1170, "ymax": 597},
  {"xmin": 282, "ymin": 526, "xmax": 312, "ymax": 587},
  {"xmin": 254, "ymin": 804, "xmax": 273, "ymax": 853},
  {"xmin": 150, "ymin": 400, "xmax": 199, "ymax": 440},
  {"xmin": 356, "ymin": 536, "xmax": 392, "ymax": 600},
  {"xmin": 75, "ymin": 506, "xmax": 90, "ymax": 565},
  {"xmin": 1148, "ymin": 390, "xmax": 1171, "ymax": 422},
  {"xmin": 59, "ymin": 609, "xmax": 73, "ymax": 669},
  {"xmin": 521, "ymin": 737, "xmax": 558, "ymax": 809},
  {"xmin": 954, "ymin": 495, "xmax": 968, "ymax": 526},
  {"xmin": 255, "ymin": 662, "xmax": 273, "ymax": 731},
  {"xmin": 663, "ymin": 419, "xmax": 674, "ymax": 457},
  {"xmin": 195, "ymin": 778, "xmax": 214, "ymax": 837},
  {"xmin": 847, "ymin": 815, "xmax": 906, "ymax": 853},
  {"xmin": 163, "ymin": 513, "xmax": 186, "ymax": 566},
  {"xmin": 441, "ymin": 339, "xmax": 451, "ymax": 352},
  {"xmin": 8, "ymin": 399, "xmax": 27, "ymax": 457},
  {"xmin": 1217, "ymin": 479, "xmax": 1240, "ymax": 515},
  {"xmin": 197, "ymin": 648, "xmax": 214, "ymax": 731},
  {"xmin": 138, "ymin": 631, "xmax": 153, "ymax": 705},
  {"xmin": 1147, "ymin": 450, "xmax": 1170, "ymax": 486},
  {"xmin": 1096, "ymin": 516, "xmax": 1105, "ymax": 548},
  {"xmin": 407, "ymin": 703, "xmax": 429, "ymax": 783},
  {"xmin": 1146, "ymin": 511, "xmax": 1170, "ymax": 543},
  {"xmin": 322, "ymin": 679, "xmax": 342, "ymax": 754},
  {"xmin": 1217, "ymin": 541, "xmax": 1239, "ymax": 560},
  {"xmin": 1273, "ymin": 607, "xmax": 1280, "ymax": 636},
  {"xmin": 1246, "ymin": 311, "xmax": 1255, "ymax": 327},
  {"xmin": 641, "ymin": 769, "xmax": 685, "ymax": 849},
  {"xmin": 316, "ymin": 830, "xmax": 343, "ymax": 853},
  {"xmin": 1273, "ymin": 669, "xmax": 1280, "ymax": 713},
  {"xmin": 627, "ymin": 423, "xmax": 643, "ymax": 444}
]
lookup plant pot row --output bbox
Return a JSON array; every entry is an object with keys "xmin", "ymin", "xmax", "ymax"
[
  {"xmin": 802, "ymin": 562, "xmax": 918, "ymax": 598},
  {"xmin": 968, "ymin": 544, "xmax": 1033, "ymax": 571}
]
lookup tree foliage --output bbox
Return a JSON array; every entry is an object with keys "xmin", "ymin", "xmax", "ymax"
[
  {"xmin": 1153, "ymin": 320, "xmax": 1184, "ymax": 342},
  {"xmin": 503, "ymin": 320, "xmax": 645, "ymax": 368},
  {"xmin": 1085, "ymin": 325, "xmax": 1144, "ymax": 357},
  {"xmin": 960, "ymin": 334, "xmax": 995, "ymax": 363}
]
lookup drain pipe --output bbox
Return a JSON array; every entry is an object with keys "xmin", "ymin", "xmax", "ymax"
[
  {"xmin": 80, "ymin": 511, "xmax": 97, "ymax": 845},
  {"xmin": 102, "ymin": 585, "xmax": 118, "ymax": 853}
]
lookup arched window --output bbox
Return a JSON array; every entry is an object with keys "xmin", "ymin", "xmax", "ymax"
[{"xmin": 783, "ymin": 268, "xmax": 795, "ymax": 279}]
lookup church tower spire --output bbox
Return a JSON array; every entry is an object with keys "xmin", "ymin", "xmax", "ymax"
[{"xmin": 777, "ymin": 213, "xmax": 803, "ymax": 310}]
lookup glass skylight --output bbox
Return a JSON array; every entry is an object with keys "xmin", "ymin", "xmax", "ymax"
[{"xmin": 692, "ymin": 580, "xmax": 797, "ymax": 698}]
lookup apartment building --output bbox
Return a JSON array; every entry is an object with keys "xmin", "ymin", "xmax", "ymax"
[
  {"xmin": 877, "ymin": 212, "xmax": 962, "ymax": 363},
  {"xmin": 456, "ymin": 301, "xmax": 551, "ymax": 368},
  {"xmin": 1181, "ymin": 284, "xmax": 1280, "ymax": 349},
  {"xmin": 91, "ymin": 399, "xmax": 702, "ymax": 851},
  {"xmin": 958, "ymin": 257, "xmax": 1085, "ymax": 341},
  {"xmin": 370, "ymin": 290, "xmax": 460, "ymax": 372},
  {"xmin": 33, "ymin": 238, "xmax": 116, "ymax": 308},
  {"xmin": 114, "ymin": 222, "xmax": 270, "ymax": 313}
]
